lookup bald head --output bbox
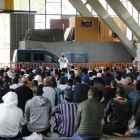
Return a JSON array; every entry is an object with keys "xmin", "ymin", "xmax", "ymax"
[
  {"xmin": 116, "ymin": 87, "xmax": 125, "ymax": 98},
  {"xmin": 34, "ymin": 85, "xmax": 43, "ymax": 96},
  {"xmin": 21, "ymin": 77, "xmax": 28, "ymax": 85},
  {"xmin": 43, "ymin": 77, "xmax": 50, "ymax": 85}
]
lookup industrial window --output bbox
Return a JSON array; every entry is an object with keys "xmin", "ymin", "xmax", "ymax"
[
  {"xmin": 81, "ymin": 20, "xmax": 92, "ymax": 27},
  {"xmin": 34, "ymin": 54, "xmax": 44, "ymax": 61},
  {"xmin": 18, "ymin": 53, "xmax": 31, "ymax": 61}
]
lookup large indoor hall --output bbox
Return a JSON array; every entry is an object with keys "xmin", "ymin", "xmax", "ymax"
[{"xmin": 0, "ymin": 0, "xmax": 140, "ymax": 140}]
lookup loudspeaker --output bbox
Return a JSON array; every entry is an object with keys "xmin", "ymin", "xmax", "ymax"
[{"xmin": 131, "ymin": 57, "xmax": 135, "ymax": 60}]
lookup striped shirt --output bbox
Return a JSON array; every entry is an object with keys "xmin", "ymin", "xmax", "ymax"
[{"xmin": 53, "ymin": 103, "xmax": 79, "ymax": 137}]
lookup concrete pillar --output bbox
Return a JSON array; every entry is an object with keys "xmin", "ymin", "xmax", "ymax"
[
  {"xmin": 128, "ymin": 0, "xmax": 140, "ymax": 14},
  {"xmin": 69, "ymin": 0, "xmax": 92, "ymax": 17},
  {"xmin": 106, "ymin": 0, "xmax": 140, "ymax": 41}
]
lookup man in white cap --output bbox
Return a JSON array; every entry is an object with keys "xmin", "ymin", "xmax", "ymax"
[{"xmin": 58, "ymin": 53, "xmax": 68, "ymax": 70}]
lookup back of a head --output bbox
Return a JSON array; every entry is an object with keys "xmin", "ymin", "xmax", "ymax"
[
  {"xmin": 51, "ymin": 80, "xmax": 57, "ymax": 87},
  {"xmin": 21, "ymin": 77, "xmax": 28, "ymax": 85},
  {"xmin": 13, "ymin": 78, "xmax": 18, "ymax": 84},
  {"xmin": 88, "ymin": 87, "xmax": 99, "ymax": 97},
  {"xmin": 28, "ymin": 76, "xmax": 32, "ymax": 81},
  {"xmin": 71, "ymin": 66, "xmax": 74, "ymax": 69},
  {"xmin": 19, "ymin": 71, "xmax": 24, "ymax": 76},
  {"xmin": 93, "ymin": 77, "xmax": 99, "ymax": 83},
  {"xmin": 111, "ymin": 80, "xmax": 117, "ymax": 88},
  {"xmin": 32, "ymin": 80, "xmax": 38, "ymax": 87},
  {"xmin": 34, "ymin": 85, "xmax": 43, "ymax": 96},
  {"xmin": 93, "ymin": 71, "xmax": 97, "ymax": 76},
  {"xmin": 65, "ymin": 88, "xmax": 74, "ymax": 103},
  {"xmin": 67, "ymin": 79, "xmax": 73, "ymax": 86},
  {"xmin": 61, "ymin": 72, "xmax": 65, "ymax": 76},
  {"xmin": 105, "ymin": 79, "xmax": 111, "ymax": 86},
  {"xmin": 116, "ymin": 74, "xmax": 121, "ymax": 81},
  {"xmin": 136, "ymin": 81, "xmax": 140, "ymax": 91},
  {"xmin": 60, "ymin": 77, "xmax": 66, "ymax": 85},
  {"xmin": 43, "ymin": 77, "xmax": 50, "ymax": 85},
  {"xmin": 125, "ymin": 77, "xmax": 132, "ymax": 85},
  {"xmin": 89, "ymin": 72, "xmax": 93, "ymax": 77},
  {"xmin": 46, "ymin": 72, "xmax": 50, "ymax": 76},
  {"xmin": 116, "ymin": 87, "xmax": 125, "ymax": 98},
  {"xmin": 106, "ymin": 72, "xmax": 110, "ymax": 77}
]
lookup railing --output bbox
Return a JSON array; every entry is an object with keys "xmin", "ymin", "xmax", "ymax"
[{"xmin": 1, "ymin": 62, "xmax": 140, "ymax": 70}]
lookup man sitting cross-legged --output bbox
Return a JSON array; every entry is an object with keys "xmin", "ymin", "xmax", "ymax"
[
  {"xmin": 22, "ymin": 85, "xmax": 52, "ymax": 136},
  {"xmin": 103, "ymin": 87, "xmax": 132, "ymax": 136},
  {"xmin": 72, "ymin": 88, "xmax": 104, "ymax": 140},
  {"xmin": 53, "ymin": 88, "xmax": 79, "ymax": 137}
]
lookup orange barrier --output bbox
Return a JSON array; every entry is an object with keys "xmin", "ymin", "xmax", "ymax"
[
  {"xmin": 1, "ymin": 62, "xmax": 140, "ymax": 70},
  {"xmin": 42, "ymin": 63, "xmax": 58, "ymax": 69}
]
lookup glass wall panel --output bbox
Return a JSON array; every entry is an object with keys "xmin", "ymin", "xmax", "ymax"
[
  {"xmin": 30, "ymin": 0, "xmax": 45, "ymax": 13},
  {"xmin": 0, "ymin": 14, "xmax": 10, "ymax": 64}
]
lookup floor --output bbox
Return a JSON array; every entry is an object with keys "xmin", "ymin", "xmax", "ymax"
[{"xmin": 46, "ymin": 116, "xmax": 140, "ymax": 140}]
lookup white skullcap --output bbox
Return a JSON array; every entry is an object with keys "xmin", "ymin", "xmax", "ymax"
[
  {"xmin": 97, "ymin": 73, "xmax": 102, "ymax": 77},
  {"xmin": 61, "ymin": 53, "xmax": 64, "ymax": 55},
  {"xmin": 34, "ymin": 75, "xmax": 42, "ymax": 82}
]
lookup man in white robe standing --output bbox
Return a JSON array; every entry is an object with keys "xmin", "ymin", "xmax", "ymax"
[{"xmin": 58, "ymin": 53, "xmax": 68, "ymax": 70}]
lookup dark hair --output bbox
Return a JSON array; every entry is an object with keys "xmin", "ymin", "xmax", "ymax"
[
  {"xmin": 99, "ymin": 70, "xmax": 102, "ymax": 74},
  {"xmin": 13, "ymin": 78, "xmax": 18, "ymax": 84},
  {"xmin": 67, "ymin": 79, "xmax": 73, "ymax": 86},
  {"xmin": 76, "ymin": 75, "xmax": 81, "ymax": 83},
  {"xmin": 116, "ymin": 74, "xmax": 121, "ymax": 81},
  {"xmin": 93, "ymin": 71, "xmax": 97, "ymax": 76},
  {"xmin": 93, "ymin": 77, "xmax": 99, "ymax": 83},
  {"xmin": 41, "ymin": 73, "xmax": 45, "ymax": 81},
  {"xmin": 136, "ymin": 81, "xmax": 140, "ymax": 91},
  {"xmin": 88, "ymin": 87, "xmax": 99, "ymax": 97},
  {"xmin": 28, "ymin": 76, "xmax": 32, "ymax": 81},
  {"xmin": 89, "ymin": 80, "xmax": 94, "ymax": 87},
  {"xmin": 111, "ymin": 80, "xmax": 117, "ymax": 87},
  {"xmin": 35, "ymin": 85, "xmax": 43, "ymax": 96},
  {"xmin": 71, "ymin": 66, "xmax": 74, "ymax": 69},
  {"xmin": 0, "ymin": 80, "xmax": 3, "ymax": 86},
  {"xmin": 19, "ymin": 71, "xmax": 24, "ymax": 76},
  {"xmin": 15, "ymin": 74, "xmax": 19, "ymax": 79},
  {"xmin": 32, "ymin": 80, "xmax": 38, "ymax": 87},
  {"xmin": 105, "ymin": 79, "xmax": 111, "ymax": 86},
  {"xmin": 51, "ymin": 80, "xmax": 57, "ymax": 87},
  {"xmin": 116, "ymin": 87, "xmax": 125, "ymax": 98},
  {"xmin": 60, "ymin": 77, "xmax": 66, "ymax": 85},
  {"xmin": 89, "ymin": 72, "xmax": 93, "ymax": 77},
  {"xmin": 61, "ymin": 72, "xmax": 65, "ymax": 76},
  {"xmin": 46, "ymin": 72, "xmax": 50, "ymax": 76},
  {"xmin": 106, "ymin": 73, "xmax": 110, "ymax": 77}
]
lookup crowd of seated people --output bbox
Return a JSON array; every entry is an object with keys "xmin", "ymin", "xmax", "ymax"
[{"xmin": 0, "ymin": 65, "xmax": 139, "ymax": 139}]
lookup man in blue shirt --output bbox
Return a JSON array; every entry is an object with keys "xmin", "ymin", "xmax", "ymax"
[{"xmin": 128, "ymin": 81, "xmax": 140, "ymax": 108}]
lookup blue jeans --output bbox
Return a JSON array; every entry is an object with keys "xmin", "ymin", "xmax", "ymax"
[{"xmin": 71, "ymin": 133, "xmax": 101, "ymax": 140}]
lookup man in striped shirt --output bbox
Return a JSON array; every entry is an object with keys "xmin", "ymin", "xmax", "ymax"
[{"xmin": 53, "ymin": 88, "xmax": 78, "ymax": 137}]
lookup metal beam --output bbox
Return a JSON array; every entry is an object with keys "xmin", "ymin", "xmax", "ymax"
[
  {"xmin": 106, "ymin": 0, "xmax": 140, "ymax": 41},
  {"xmin": 128, "ymin": 0, "xmax": 140, "ymax": 14},
  {"xmin": 69, "ymin": 0, "xmax": 92, "ymax": 17},
  {"xmin": 86, "ymin": 0, "xmax": 136, "ymax": 57}
]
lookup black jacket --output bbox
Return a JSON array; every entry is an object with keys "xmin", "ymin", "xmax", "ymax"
[
  {"xmin": 15, "ymin": 85, "xmax": 33, "ymax": 113},
  {"xmin": 134, "ymin": 94, "xmax": 140, "ymax": 129}
]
